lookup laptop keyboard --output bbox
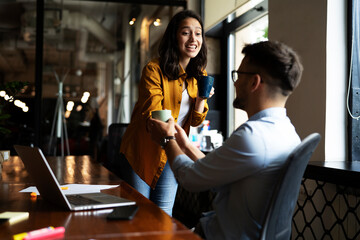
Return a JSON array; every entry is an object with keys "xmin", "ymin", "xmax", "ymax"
[{"xmin": 67, "ymin": 195, "xmax": 101, "ymax": 206}]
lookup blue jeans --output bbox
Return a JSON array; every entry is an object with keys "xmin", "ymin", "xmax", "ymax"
[{"xmin": 119, "ymin": 154, "xmax": 178, "ymax": 216}]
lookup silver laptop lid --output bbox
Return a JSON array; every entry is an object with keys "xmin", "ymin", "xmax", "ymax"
[
  {"xmin": 14, "ymin": 145, "xmax": 136, "ymax": 211},
  {"xmin": 14, "ymin": 145, "xmax": 72, "ymax": 210}
]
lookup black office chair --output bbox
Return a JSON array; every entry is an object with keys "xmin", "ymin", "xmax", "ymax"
[
  {"xmin": 259, "ymin": 133, "xmax": 321, "ymax": 240},
  {"xmin": 104, "ymin": 123, "xmax": 129, "ymax": 178}
]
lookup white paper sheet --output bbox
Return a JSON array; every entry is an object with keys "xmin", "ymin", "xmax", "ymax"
[{"xmin": 20, "ymin": 184, "xmax": 119, "ymax": 195}]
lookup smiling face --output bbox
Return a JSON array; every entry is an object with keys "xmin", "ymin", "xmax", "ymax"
[{"xmin": 176, "ymin": 17, "xmax": 203, "ymax": 68}]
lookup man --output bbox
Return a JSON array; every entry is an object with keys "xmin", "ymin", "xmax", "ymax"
[{"xmin": 148, "ymin": 40, "xmax": 303, "ymax": 240}]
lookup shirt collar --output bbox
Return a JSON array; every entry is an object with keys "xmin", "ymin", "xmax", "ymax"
[
  {"xmin": 178, "ymin": 64, "xmax": 187, "ymax": 78},
  {"xmin": 249, "ymin": 107, "xmax": 287, "ymax": 121}
]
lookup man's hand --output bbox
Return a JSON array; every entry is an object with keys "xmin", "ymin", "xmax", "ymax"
[
  {"xmin": 148, "ymin": 116, "xmax": 205, "ymax": 162},
  {"xmin": 148, "ymin": 117, "xmax": 176, "ymax": 146},
  {"xmin": 148, "ymin": 117, "xmax": 186, "ymax": 165},
  {"xmin": 174, "ymin": 123, "xmax": 190, "ymax": 152}
]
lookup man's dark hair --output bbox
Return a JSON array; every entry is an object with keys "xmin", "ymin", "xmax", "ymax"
[
  {"xmin": 158, "ymin": 10, "xmax": 207, "ymax": 80},
  {"xmin": 242, "ymin": 41, "xmax": 303, "ymax": 96}
]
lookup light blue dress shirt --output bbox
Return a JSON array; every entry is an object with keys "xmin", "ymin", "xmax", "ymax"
[{"xmin": 171, "ymin": 108, "xmax": 301, "ymax": 240}]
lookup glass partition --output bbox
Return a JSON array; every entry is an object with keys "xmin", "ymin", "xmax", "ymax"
[{"xmin": 0, "ymin": 0, "xmax": 185, "ymax": 156}]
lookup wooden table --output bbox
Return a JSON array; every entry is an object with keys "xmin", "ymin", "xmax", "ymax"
[{"xmin": 0, "ymin": 155, "xmax": 201, "ymax": 240}]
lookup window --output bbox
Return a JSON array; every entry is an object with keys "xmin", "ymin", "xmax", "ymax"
[
  {"xmin": 225, "ymin": 0, "xmax": 268, "ymax": 136},
  {"xmin": 233, "ymin": 14, "xmax": 268, "ymax": 131}
]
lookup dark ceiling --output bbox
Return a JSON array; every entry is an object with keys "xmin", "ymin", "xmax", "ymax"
[{"xmin": 0, "ymin": 0, "xmax": 186, "ymax": 98}]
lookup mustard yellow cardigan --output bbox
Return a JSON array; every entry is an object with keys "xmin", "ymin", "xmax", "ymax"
[{"xmin": 120, "ymin": 58, "xmax": 208, "ymax": 188}]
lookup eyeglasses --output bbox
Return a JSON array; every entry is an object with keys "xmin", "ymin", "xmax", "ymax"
[{"xmin": 231, "ymin": 70, "xmax": 258, "ymax": 83}]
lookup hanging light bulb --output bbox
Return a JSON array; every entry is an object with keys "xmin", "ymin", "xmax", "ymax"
[
  {"xmin": 129, "ymin": 18, "xmax": 136, "ymax": 26},
  {"xmin": 153, "ymin": 18, "xmax": 161, "ymax": 27}
]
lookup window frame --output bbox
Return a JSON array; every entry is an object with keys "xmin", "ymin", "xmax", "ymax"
[
  {"xmin": 206, "ymin": 0, "xmax": 268, "ymax": 137},
  {"xmin": 348, "ymin": 0, "xmax": 360, "ymax": 161}
]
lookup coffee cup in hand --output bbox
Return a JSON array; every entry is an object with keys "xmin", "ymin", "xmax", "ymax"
[
  {"xmin": 198, "ymin": 75, "xmax": 214, "ymax": 99},
  {"xmin": 151, "ymin": 110, "xmax": 172, "ymax": 122}
]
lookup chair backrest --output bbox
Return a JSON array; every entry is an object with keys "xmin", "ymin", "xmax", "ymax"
[
  {"xmin": 105, "ymin": 123, "xmax": 129, "ymax": 174},
  {"xmin": 259, "ymin": 133, "xmax": 321, "ymax": 240}
]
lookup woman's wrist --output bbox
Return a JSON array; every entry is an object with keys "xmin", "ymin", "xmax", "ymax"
[
  {"xmin": 194, "ymin": 97, "xmax": 206, "ymax": 113},
  {"xmin": 195, "ymin": 96, "xmax": 205, "ymax": 102}
]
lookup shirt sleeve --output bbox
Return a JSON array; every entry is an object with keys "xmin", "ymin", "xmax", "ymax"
[
  {"xmin": 190, "ymin": 103, "xmax": 209, "ymax": 126},
  {"xmin": 139, "ymin": 62, "xmax": 164, "ymax": 121},
  {"xmin": 171, "ymin": 124, "xmax": 266, "ymax": 192}
]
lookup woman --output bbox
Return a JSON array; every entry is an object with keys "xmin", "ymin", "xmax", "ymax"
[{"xmin": 119, "ymin": 10, "xmax": 213, "ymax": 216}]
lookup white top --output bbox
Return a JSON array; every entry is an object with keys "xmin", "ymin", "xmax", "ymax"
[{"xmin": 177, "ymin": 88, "xmax": 191, "ymax": 127}]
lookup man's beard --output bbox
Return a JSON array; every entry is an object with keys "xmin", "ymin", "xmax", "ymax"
[{"xmin": 233, "ymin": 97, "xmax": 245, "ymax": 110}]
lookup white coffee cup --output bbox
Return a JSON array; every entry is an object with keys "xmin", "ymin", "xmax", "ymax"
[{"xmin": 151, "ymin": 110, "xmax": 172, "ymax": 122}]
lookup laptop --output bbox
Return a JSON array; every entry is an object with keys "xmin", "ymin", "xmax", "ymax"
[{"xmin": 14, "ymin": 145, "xmax": 136, "ymax": 211}]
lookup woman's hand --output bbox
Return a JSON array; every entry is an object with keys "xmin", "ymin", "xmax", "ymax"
[
  {"xmin": 196, "ymin": 86, "xmax": 215, "ymax": 100},
  {"xmin": 194, "ymin": 86, "xmax": 215, "ymax": 113},
  {"xmin": 208, "ymin": 87, "xmax": 215, "ymax": 98}
]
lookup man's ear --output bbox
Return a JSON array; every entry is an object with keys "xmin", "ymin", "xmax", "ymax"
[{"xmin": 250, "ymin": 74, "xmax": 262, "ymax": 92}]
